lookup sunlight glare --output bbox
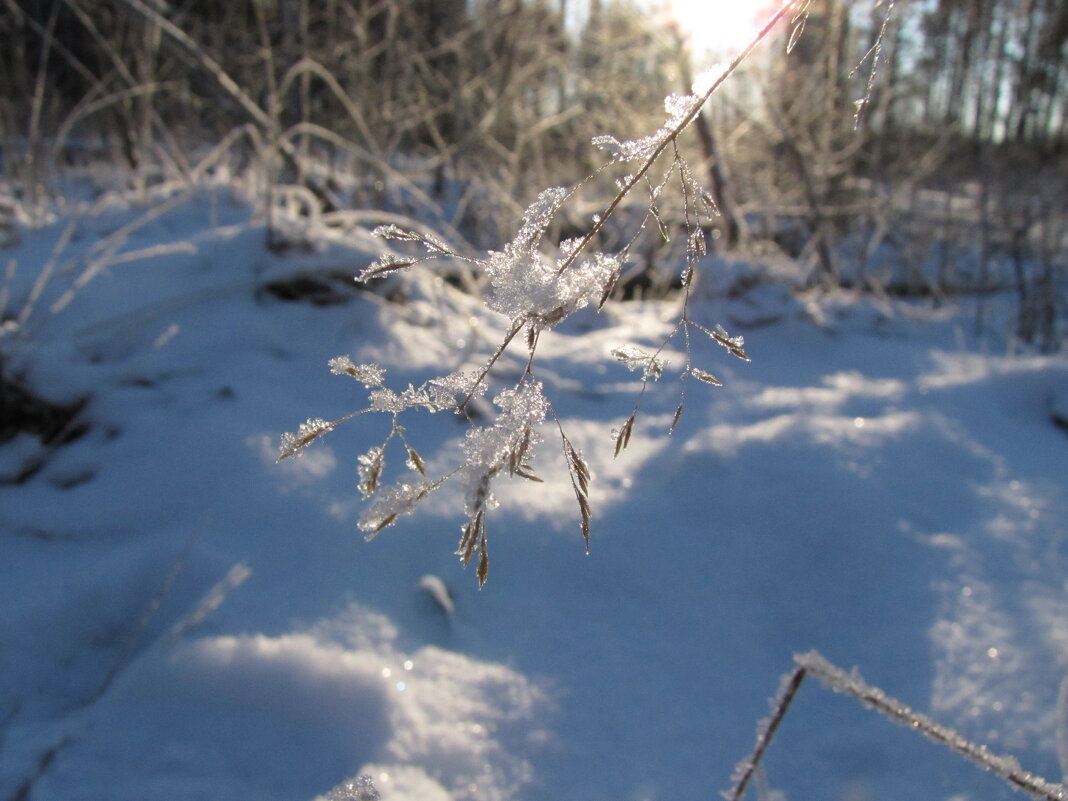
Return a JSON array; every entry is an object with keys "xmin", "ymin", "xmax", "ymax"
[{"xmin": 663, "ymin": 0, "xmax": 772, "ymax": 59}]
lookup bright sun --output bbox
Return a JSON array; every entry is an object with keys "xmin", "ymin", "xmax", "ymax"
[{"xmin": 662, "ymin": 0, "xmax": 774, "ymax": 59}]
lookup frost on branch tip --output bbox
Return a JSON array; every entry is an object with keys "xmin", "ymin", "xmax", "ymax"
[
  {"xmin": 357, "ymin": 225, "xmax": 458, "ymax": 282},
  {"xmin": 371, "ymin": 223, "xmax": 454, "ymax": 256},
  {"xmin": 359, "ymin": 478, "xmax": 442, "ymax": 537},
  {"xmin": 357, "ymin": 254, "xmax": 418, "ymax": 281},
  {"xmin": 357, "ymin": 445, "xmax": 385, "ymax": 497},
  {"xmin": 329, "ymin": 357, "xmax": 385, "ymax": 387},
  {"xmin": 611, "ymin": 345, "xmax": 665, "ymax": 381},
  {"xmin": 278, "ymin": 417, "xmax": 334, "ymax": 461},
  {"xmin": 460, "ymin": 382, "xmax": 549, "ymax": 492},
  {"xmin": 457, "ymin": 381, "xmax": 551, "ymax": 587},
  {"xmin": 689, "ymin": 367, "xmax": 723, "ymax": 387},
  {"xmin": 592, "ymin": 91, "xmax": 702, "ymax": 163},
  {"xmin": 692, "ymin": 321, "xmax": 750, "ymax": 361},
  {"xmin": 485, "ymin": 188, "xmax": 618, "ymax": 324}
]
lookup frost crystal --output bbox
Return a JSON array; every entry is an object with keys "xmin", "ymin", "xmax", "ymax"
[
  {"xmin": 611, "ymin": 345, "xmax": 665, "ymax": 380},
  {"xmin": 278, "ymin": 417, "xmax": 333, "ymax": 460},
  {"xmin": 715, "ymin": 324, "xmax": 745, "ymax": 352},
  {"xmin": 369, "ymin": 384, "xmax": 446, "ymax": 414},
  {"xmin": 359, "ymin": 479, "xmax": 439, "ymax": 536},
  {"xmin": 427, "ymin": 371, "xmax": 488, "ymax": 409},
  {"xmin": 460, "ymin": 381, "xmax": 549, "ymax": 508},
  {"xmin": 592, "ymin": 92, "xmax": 701, "ymax": 163},
  {"xmin": 462, "ymin": 383, "xmax": 548, "ymax": 470},
  {"xmin": 357, "ymin": 445, "xmax": 384, "ymax": 497},
  {"xmin": 329, "ymin": 357, "xmax": 385, "ymax": 387},
  {"xmin": 326, "ymin": 775, "xmax": 380, "ymax": 801},
  {"xmin": 484, "ymin": 188, "xmax": 617, "ymax": 324}
]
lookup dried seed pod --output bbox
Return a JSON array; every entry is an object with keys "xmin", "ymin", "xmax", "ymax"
[
  {"xmin": 614, "ymin": 411, "xmax": 637, "ymax": 457},
  {"xmin": 406, "ymin": 445, "xmax": 426, "ymax": 475},
  {"xmin": 357, "ymin": 255, "xmax": 418, "ymax": 282},
  {"xmin": 670, "ymin": 402, "xmax": 685, "ymax": 434},
  {"xmin": 689, "ymin": 367, "xmax": 724, "ymax": 387}
]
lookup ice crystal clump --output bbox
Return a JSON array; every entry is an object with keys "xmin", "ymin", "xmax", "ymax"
[
  {"xmin": 664, "ymin": 92, "xmax": 698, "ymax": 123},
  {"xmin": 278, "ymin": 417, "xmax": 333, "ymax": 460},
  {"xmin": 592, "ymin": 91, "xmax": 701, "ymax": 163},
  {"xmin": 611, "ymin": 345, "xmax": 665, "ymax": 380},
  {"xmin": 459, "ymin": 380, "xmax": 549, "ymax": 521},
  {"xmin": 357, "ymin": 445, "xmax": 385, "ymax": 497},
  {"xmin": 462, "ymin": 383, "xmax": 548, "ymax": 477},
  {"xmin": 359, "ymin": 478, "xmax": 440, "ymax": 536},
  {"xmin": 485, "ymin": 188, "xmax": 617, "ymax": 324},
  {"xmin": 325, "ymin": 775, "xmax": 380, "ymax": 801},
  {"xmin": 592, "ymin": 132, "xmax": 665, "ymax": 162},
  {"xmin": 370, "ymin": 384, "xmax": 436, "ymax": 414},
  {"xmin": 368, "ymin": 372, "xmax": 484, "ymax": 414},
  {"xmin": 427, "ymin": 371, "xmax": 488, "ymax": 409},
  {"xmin": 329, "ymin": 357, "xmax": 385, "ymax": 387}
]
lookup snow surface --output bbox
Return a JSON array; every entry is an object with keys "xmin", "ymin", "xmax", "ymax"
[{"xmin": 1, "ymin": 186, "xmax": 1067, "ymax": 801}]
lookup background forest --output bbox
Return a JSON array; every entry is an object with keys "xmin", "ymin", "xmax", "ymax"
[{"xmin": 2, "ymin": 0, "xmax": 1066, "ymax": 344}]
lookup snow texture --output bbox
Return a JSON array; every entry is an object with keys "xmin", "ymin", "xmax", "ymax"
[{"xmin": 1, "ymin": 188, "xmax": 1066, "ymax": 801}]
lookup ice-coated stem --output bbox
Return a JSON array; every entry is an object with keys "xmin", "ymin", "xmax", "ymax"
[
  {"xmin": 796, "ymin": 651, "xmax": 1068, "ymax": 801},
  {"xmin": 723, "ymin": 666, "xmax": 807, "ymax": 801}
]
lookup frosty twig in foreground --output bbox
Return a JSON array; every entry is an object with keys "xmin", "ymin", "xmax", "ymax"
[
  {"xmin": 724, "ymin": 666, "xmax": 807, "ymax": 801},
  {"xmin": 796, "ymin": 651, "xmax": 1068, "ymax": 801},
  {"xmin": 726, "ymin": 651, "xmax": 1068, "ymax": 801}
]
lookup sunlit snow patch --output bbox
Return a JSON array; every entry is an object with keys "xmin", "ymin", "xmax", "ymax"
[{"xmin": 54, "ymin": 606, "xmax": 545, "ymax": 801}]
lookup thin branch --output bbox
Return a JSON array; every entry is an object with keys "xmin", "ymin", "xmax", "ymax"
[{"xmin": 460, "ymin": 318, "xmax": 525, "ymax": 411}]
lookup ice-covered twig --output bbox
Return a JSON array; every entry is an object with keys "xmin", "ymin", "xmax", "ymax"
[
  {"xmin": 727, "ymin": 652, "xmax": 1068, "ymax": 801},
  {"xmin": 723, "ymin": 666, "xmax": 807, "ymax": 801},
  {"xmin": 796, "ymin": 651, "xmax": 1068, "ymax": 801}
]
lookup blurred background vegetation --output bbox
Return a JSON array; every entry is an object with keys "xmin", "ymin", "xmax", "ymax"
[{"xmin": 1, "ymin": 0, "xmax": 1065, "ymax": 348}]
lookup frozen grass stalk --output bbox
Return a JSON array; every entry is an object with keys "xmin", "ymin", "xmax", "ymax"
[{"xmin": 726, "ymin": 652, "xmax": 1068, "ymax": 801}]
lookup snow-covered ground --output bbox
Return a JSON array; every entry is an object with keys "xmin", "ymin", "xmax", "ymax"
[{"xmin": 1, "ymin": 185, "xmax": 1066, "ymax": 801}]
